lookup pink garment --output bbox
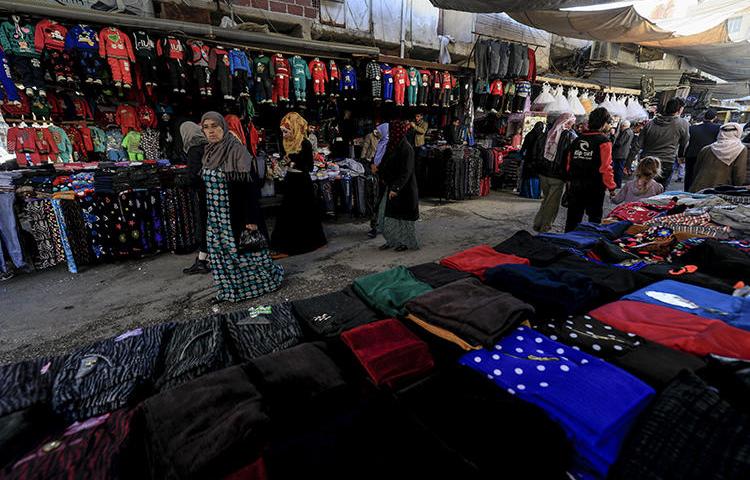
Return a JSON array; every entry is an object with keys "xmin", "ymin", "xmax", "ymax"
[{"xmin": 612, "ymin": 178, "xmax": 664, "ymax": 204}]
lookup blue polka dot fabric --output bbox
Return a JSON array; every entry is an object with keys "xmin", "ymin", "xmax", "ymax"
[{"xmin": 459, "ymin": 326, "xmax": 655, "ymax": 479}]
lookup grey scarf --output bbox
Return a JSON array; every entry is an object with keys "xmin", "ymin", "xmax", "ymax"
[{"xmin": 200, "ymin": 111, "xmax": 254, "ymax": 181}]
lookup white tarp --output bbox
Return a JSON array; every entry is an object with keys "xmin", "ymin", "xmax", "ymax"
[
  {"xmin": 43, "ymin": 0, "xmax": 154, "ymax": 16},
  {"xmin": 429, "ymin": 0, "xmax": 624, "ymax": 14}
]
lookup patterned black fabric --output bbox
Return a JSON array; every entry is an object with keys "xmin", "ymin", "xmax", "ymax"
[
  {"xmin": 292, "ymin": 286, "xmax": 381, "ymax": 338},
  {"xmin": 611, "ymin": 372, "xmax": 750, "ymax": 480},
  {"xmin": 223, "ymin": 303, "xmax": 304, "ymax": 362},
  {"xmin": 52, "ymin": 324, "xmax": 172, "ymax": 422},
  {"xmin": 0, "ymin": 357, "xmax": 60, "ymax": 417},
  {"xmin": 155, "ymin": 317, "xmax": 233, "ymax": 392},
  {"xmin": 21, "ymin": 199, "xmax": 65, "ymax": 269}
]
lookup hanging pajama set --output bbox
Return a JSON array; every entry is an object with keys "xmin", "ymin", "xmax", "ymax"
[
  {"xmin": 64, "ymin": 24, "xmax": 101, "ymax": 85},
  {"xmin": 0, "ymin": 49, "xmax": 18, "ymax": 103},
  {"xmin": 99, "ymin": 27, "xmax": 135, "ymax": 87},
  {"xmin": 289, "ymin": 55, "xmax": 311, "ymax": 103},
  {"xmin": 309, "ymin": 58, "xmax": 327, "ymax": 96},
  {"xmin": 253, "ymin": 54, "xmax": 272, "ymax": 104},
  {"xmin": 418, "ymin": 70, "xmax": 430, "ymax": 106},
  {"xmin": 229, "ymin": 49, "xmax": 252, "ymax": 99},
  {"xmin": 122, "ymin": 130, "xmax": 143, "ymax": 161},
  {"xmin": 48, "ymin": 125, "xmax": 73, "ymax": 162},
  {"xmin": 209, "ymin": 46, "xmax": 233, "ymax": 100},
  {"xmin": 328, "ymin": 60, "xmax": 340, "ymax": 97},
  {"xmin": 157, "ymin": 36, "xmax": 187, "ymax": 93},
  {"xmin": 0, "ymin": 19, "xmax": 44, "ymax": 94},
  {"xmin": 430, "ymin": 70, "xmax": 442, "ymax": 106},
  {"xmin": 440, "ymin": 71, "xmax": 454, "ymax": 108},
  {"xmin": 489, "ymin": 79, "xmax": 504, "ymax": 112},
  {"xmin": 380, "ymin": 64, "xmax": 394, "ymax": 102},
  {"xmin": 365, "ymin": 60, "xmax": 381, "ymax": 101},
  {"xmin": 132, "ymin": 30, "xmax": 158, "ymax": 88},
  {"xmin": 392, "ymin": 65, "xmax": 409, "ymax": 106},
  {"xmin": 271, "ymin": 54, "xmax": 290, "ymax": 103},
  {"xmin": 406, "ymin": 67, "xmax": 419, "ymax": 106},
  {"xmin": 340, "ymin": 65, "xmax": 358, "ymax": 102},
  {"xmin": 187, "ymin": 40, "xmax": 211, "ymax": 96},
  {"xmin": 115, "ymin": 104, "xmax": 138, "ymax": 135},
  {"xmin": 34, "ymin": 19, "xmax": 72, "ymax": 85}
]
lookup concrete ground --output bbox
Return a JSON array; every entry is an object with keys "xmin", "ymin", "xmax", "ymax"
[{"xmin": 0, "ymin": 191, "xmax": 582, "ymax": 364}]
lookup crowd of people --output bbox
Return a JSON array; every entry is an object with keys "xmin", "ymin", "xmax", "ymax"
[{"xmin": 523, "ymin": 97, "xmax": 750, "ymax": 233}]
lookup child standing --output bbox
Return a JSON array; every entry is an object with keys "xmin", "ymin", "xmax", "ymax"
[{"xmin": 612, "ymin": 156, "xmax": 665, "ymax": 204}]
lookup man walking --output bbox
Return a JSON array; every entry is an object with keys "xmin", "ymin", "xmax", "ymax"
[
  {"xmin": 639, "ymin": 98, "xmax": 690, "ymax": 190},
  {"xmin": 684, "ymin": 109, "xmax": 720, "ymax": 191}
]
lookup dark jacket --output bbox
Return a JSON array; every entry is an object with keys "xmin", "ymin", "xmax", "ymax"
[
  {"xmin": 538, "ymin": 129, "xmax": 576, "ymax": 180},
  {"xmin": 613, "ymin": 128, "xmax": 634, "ymax": 160},
  {"xmin": 685, "ymin": 122, "xmax": 721, "ymax": 159},
  {"xmin": 184, "ymin": 144, "xmax": 206, "ymax": 186},
  {"xmin": 640, "ymin": 115, "xmax": 690, "ymax": 164},
  {"xmin": 567, "ymin": 131, "xmax": 616, "ymax": 191},
  {"xmin": 380, "ymin": 138, "xmax": 419, "ymax": 221},
  {"xmin": 445, "ymin": 124, "xmax": 462, "ymax": 145}
]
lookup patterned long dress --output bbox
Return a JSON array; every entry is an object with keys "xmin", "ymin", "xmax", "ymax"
[{"xmin": 203, "ymin": 168, "xmax": 284, "ymax": 302}]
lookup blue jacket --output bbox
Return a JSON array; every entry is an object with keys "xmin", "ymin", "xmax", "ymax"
[
  {"xmin": 339, "ymin": 66, "xmax": 357, "ymax": 91},
  {"xmin": 65, "ymin": 25, "xmax": 99, "ymax": 51},
  {"xmin": 229, "ymin": 49, "xmax": 251, "ymax": 75},
  {"xmin": 685, "ymin": 122, "xmax": 721, "ymax": 159}
]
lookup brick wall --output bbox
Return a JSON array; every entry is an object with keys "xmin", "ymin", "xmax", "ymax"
[{"xmin": 235, "ymin": 0, "xmax": 318, "ymax": 19}]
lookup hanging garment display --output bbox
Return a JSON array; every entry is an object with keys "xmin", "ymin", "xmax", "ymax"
[
  {"xmin": 392, "ymin": 65, "xmax": 408, "ymax": 106},
  {"xmin": 271, "ymin": 53, "xmax": 290, "ymax": 104},
  {"xmin": 229, "ymin": 48, "xmax": 252, "ymax": 99},
  {"xmin": 440, "ymin": 71, "xmax": 454, "ymax": 108},
  {"xmin": 417, "ymin": 69, "xmax": 431, "ymax": 106},
  {"xmin": 156, "ymin": 36, "xmax": 187, "ymax": 94},
  {"xmin": 186, "ymin": 40, "xmax": 211, "ymax": 96},
  {"xmin": 0, "ymin": 49, "xmax": 19, "ymax": 103},
  {"xmin": 210, "ymin": 46, "xmax": 233, "ymax": 100},
  {"xmin": 328, "ymin": 59, "xmax": 340, "ymax": 97},
  {"xmin": 567, "ymin": 87, "xmax": 586, "ymax": 116},
  {"xmin": 406, "ymin": 67, "xmax": 419, "ymax": 106},
  {"xmin": 253, "ymin": 53, "xmax": 272, "ymax": 104},
  {"xmin": 132, "ymin": 30, "xmax": 158, "ymax": 88},
  {"xmin": 532, "ymin": 82, "xmax": 555, "ymax": 110},
  {"xmin": 99, "ymin": 27, "xmax": 135, "ymax": 88},
  {"xmin": 64, "ymin": 24, "xmax": 102, "ymax": 85},
  {"xmin": 544, "ymin": 85, "xmax": 572, "ymax": 114},
  {"xmin": 0, "ymin": 17, "xmax": 45, "ymax": 95},
  {"xmin": 380, "ymin": 63, "xmax": 393, "ymax": 102},
  {"xmin": 34, "ymin": 19, "xmax": 73, "ymax": 85},
  {"xmin": 365, "ymin": 60, "xmax": 381, "ymax": 101},
  {"xmin": 309, "ymin": 57, "xmax": 327, "ymax": 97},
  {"xmin": 289, "ymin": 55, "xmax": 311, "ymax": 103},
  {"xmin": 340, "ymin": 64, "xmax": 357, "ymax": 101}
]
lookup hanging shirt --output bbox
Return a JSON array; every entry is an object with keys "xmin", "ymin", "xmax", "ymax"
[
  {"xmin": 98, "ymin": 27, "xmax": 135, "ymax": 61},
  {"xmin": 34, "ymin": 19, "xmax": 67, "ymax": 52},
  {"xmin": 132, "ymin": 30, "xmax": 156, "ymax": 60},
  {"xmin": 64, "ymin": 24, "xmax": 99, "ymax": 52},
  {"xmin": 0, "ymin": 20, "xmax": 38, "ymax": 57}
]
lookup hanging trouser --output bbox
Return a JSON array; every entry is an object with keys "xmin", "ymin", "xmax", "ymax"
[
  {"xmin": 0, "ymin": 50, "xmax": 19, "ymax": 102},
  {"xmin": 193, "ymin": 66, "xmax": 212, "ymax": 96},
  {"xmin": 0, "ymin": 192, "xmax": 27, "ymax": 272},
  {"xmin": 43, "ymin": 49, "xmax": 74, "ymax": 83},
  {"xmin": 272, "ymin": 74, "xmax": 289, "ymax": 103},
  {"xmin": 255, "ymin": 75, "xmax": 272, "ymax": 103},
  {"xmin": 215, "ymin": 61, "xmax": 233, "ymax": 99},
  {"xmin": 232, "ymin": 71, "xmax": 250, "ymax": 98},
  {"xmin": 293, "ymin": 75, "xmax": 307, "ymax": 102},
  {"xmin": 78, "ymin": 50, "xmax": 102, "ymax": 83},
  {"xmin": 418, "ymin": 83, "xmax": 429, "ymax": 106},
  {"xmin": 382, "ymin": 77, "xmax": 394, "ymax": 102},
  {"xmin": 165, "ymin": 59, "xmax": 187, "ymax": 93},
  {"xmin": 10, "ymin": 55, "xmax": 45, "ymax": 92},
  {"xmin": 407, "ymin": 84, "xmax": 418, "ymax": 106},
  {"xmin": 139, "ymin": 57, "xmax": 159, "ymax": 86},
  {"xmin": 107, "ymin": 57, "xmax": 132, "ymax": 86}
]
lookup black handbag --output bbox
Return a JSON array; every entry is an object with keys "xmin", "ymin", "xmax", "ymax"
[{"xmin": 238, "ymin": 228, "xmax": 268, "ymax": 254}]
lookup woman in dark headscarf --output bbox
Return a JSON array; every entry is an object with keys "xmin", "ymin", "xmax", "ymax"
[
  {"xmin": 378, "ymin": 120, "xmax": 419, "ymax": 251},
  {"xmin": 180, "ymin": 121, "xmax": 211, "ymax": 275},
  {"xmin": 200, "ymin": 112, "xmax": 283, "ymax": 302},
  {"xmin": 271, "ymin": 112, "xmax": 327, "ymax": 256}
]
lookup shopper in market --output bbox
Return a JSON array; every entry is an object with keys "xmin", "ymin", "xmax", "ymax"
[
  {"xmin": 612, "ymin": 120, "xmax": 633, "ymax": 188},
  {"xmin": 180, "ymin": 121, "xmax": 210, "ymax": 275},
  {"xmin": 445, "ymin": 117, "xmax": 463, "ymax": 145},
  {"xmin": 639, "ymin": 97, "xmax": 690, "ymax": 190},
  {"xmin": 533, "ymin": 113, "xmax": 576, "ymax": 233},
  {"xmin": 684, "ymin": 109, "xmax": 720, "ymax": 191},
  {"xmin": 366, "ymin": 123, "xmax": 389, "ymax": 239},
  {"xmin": 410, "ymin": 113, "xmax": 428, "ymax": 148},
  {"xmin": 612, "ymin": 156, "xmax": 664, "ymax": 204},
  {"xmin": 271, "ymin": 112, "xmax": 328, "ymax": 255},
  {"xmin": 200, "ymin": 112, "xmax": 284, "ymax": 303},
  {"xmin": 564, "ymin": 107, "xmax": 617, "ymax": 232},
  {"xmin": 379, "ymin": 120, "xmax": 419, "ymax": 251},
  {"xmin": 689, "ymin": 122, "xmax": 748, "ymax": 193}
]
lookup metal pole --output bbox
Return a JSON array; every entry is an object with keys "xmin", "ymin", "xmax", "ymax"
[{"xmin": 400, "ymin": 0, "xmax": 406, "ymax": 58}]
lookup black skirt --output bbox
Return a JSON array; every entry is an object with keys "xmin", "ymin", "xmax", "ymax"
[{"xmin": 272, "ymin": 171, "xmax": 327, "ymax": 255}]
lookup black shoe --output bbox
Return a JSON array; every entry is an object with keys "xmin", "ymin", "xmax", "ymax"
[
  {"xmin": 18, "ymin": 264, "xmax": 34, "ymax": 274},
  {"xmin": 394, "ymin": 245, "xmax": 409, "ymax": 252},
  {"xmin": 0, "ymin": 271, "xmax": 14, "ymax": 281},
  {"xmin": 367, "ymin": 228, "xmax": 378, "ymax": 239},
  {"xmin": 379, "ymin": 244, "xmax": 392, "ymax": 250},
  {"xmin": 183, "ymin": 259, "xmax": 210, "ymax": 275}
]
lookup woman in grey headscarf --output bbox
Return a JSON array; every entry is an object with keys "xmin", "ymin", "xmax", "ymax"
[
  {"xmin": 200, "ymin": 112, "xmax": 283, "ymax": 303},
  {"xmin": 180, "ymin": 121, "xmax": 210, "ymax": 275},
  {"xmin": 689, "ymin": 122, "xmax": 748, "ymax": 192}
]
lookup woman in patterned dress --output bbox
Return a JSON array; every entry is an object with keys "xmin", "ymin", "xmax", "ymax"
[{"xmin": 200, "ymin": 112, "xmax": 283, "ymax": 302}]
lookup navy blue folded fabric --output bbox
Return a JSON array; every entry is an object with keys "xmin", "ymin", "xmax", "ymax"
[
  {"xmin": 460, "ymin": 325, "xmax": 654, "ymax": 479},
  {"xmin": 575, "ymin": 221, "xmax": 632, "ymax": 240},
  {"xmin": 485, "ymin": 264, "xmax": 600, "ymax": 316},
  {"xmin": 537, "ymin": 231, "xmax": 602, "ymax": 249}
]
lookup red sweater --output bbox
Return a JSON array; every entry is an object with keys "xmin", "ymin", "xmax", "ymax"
[
  {"xmin": 99, "ymin": 27, "xmax": 135, "ymax": 61},
  {"xmin": 34, "ymin": 19, "xmax": 67, "ymax": 52}
]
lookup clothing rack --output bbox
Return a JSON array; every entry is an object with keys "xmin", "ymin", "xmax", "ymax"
[
  {"xmin": 178, "ymin": 33, "xmax": 352, "ymax": 62},
  {"xmin": 536, "ymin": 75, "xmax": 641, "ymax": 96},
  {"xmin": 377, "ymin": 55, "xmax": 464, "ymax": 73},
  {"xmin": 471, "ymin": 31, "xmax": 546, "ymax": 50}
]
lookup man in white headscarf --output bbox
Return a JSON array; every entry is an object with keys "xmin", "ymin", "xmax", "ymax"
[{"xmin": 689, "ymin": 122, "xmax": 748, "ymax": 193}]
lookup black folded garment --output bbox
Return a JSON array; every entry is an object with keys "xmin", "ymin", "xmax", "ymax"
[
  {"xmin": 224, "ymin": 303, "xmax": 303, "ymax": 362},
  {"xmin": 0, "ymin": 405, "xmax": 61, "ymax": 469},
  {"xmin": 674, "ymin": 239, "xmax": 750, "ymax": 287},
  {"xmin": 530, "ymin": 315, "xmax": 705, "ymax": 389},
  {"xmin": 144, "ymin": 365, "xmax": 269, "ymax": 480},
  {"xmin": 0, "ymin": 356, "xmax": 60, "ymax": 417},
  {"xmin": 245, "ymin": 342, "xmax": 347, "ymax": 412},
  {"xmin": 547, "ymin": 254, "xmax": 651, "ymax": 302},
  {"xmin": 610, "ymin": 371, "xmax": 750, "ymax": 480},
  {"xmin": 395, "ymin": 366, "xmax": 572, "ymax": 480},
  {"xmin": 493, "ymin": 230, "xmax": 568, "ymax": 266},
  {"xmin": 485, "ymin": 264, "xmax": 599, "ymax": 316},
  {"xmin": 639, "ymin": 264, "xmax": 735, "ymax": 294},
  {"xmin": 155, "ymin": 317, "xmax": 234, "ymax": 392},
  {"xmin": 407, "ymin": 262, "xmax": 473, "ymax": 288},
  {"xmin": 698, "ymin": 354, "xmax": 750, "ymax": 415},
  {"xmin": 292, "ymin": 286, "xmax": 381, "ymax": 339},
  {"xmin": 52, "ymin": 323, "xmax": 172, "ymax": 421},
  {"xmin": 405, "ymin": 277, "xmax": 534, "ymax": 349},
  {"xmin": 589, "ymin": 239, "xmax": 642, "ymax": 264}
]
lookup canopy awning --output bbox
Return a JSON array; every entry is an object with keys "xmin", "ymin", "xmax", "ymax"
[
  {"xmin": 668, "ymin": 42, "xmax": 750, "ymax": 82},
  {"xmin": 429, "ymin": 0, "xmax": 624, "ymax": 13}
]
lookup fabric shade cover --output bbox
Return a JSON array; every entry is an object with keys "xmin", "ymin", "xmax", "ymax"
[{"xmin": 429, "ymin": 0, "xmax": 625, "ymax": 13}]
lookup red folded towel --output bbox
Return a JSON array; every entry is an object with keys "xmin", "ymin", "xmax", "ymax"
[
  {"xmin": 341, "ymin": 319, "xmax": 434, "ymax": 387},
  {"xmin": 440, "ymin": 245, "xmax": 530, "ymax": 280},
  {"xmin": 589, "ymin": 300, "xmax": 750, "ymax": 360}
]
